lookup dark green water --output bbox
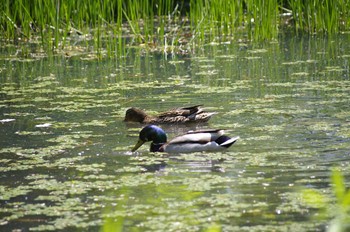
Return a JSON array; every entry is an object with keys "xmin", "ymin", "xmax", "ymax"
[{"xmin": 1, "ymin": 34, "xmax": 350, "ymax": 231}]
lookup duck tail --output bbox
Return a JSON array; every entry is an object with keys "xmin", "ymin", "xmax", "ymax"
[
  {"xmin": 216, "ymin": 136, "xmax": 239, "ymax": 148},
  {"xmin": 188, "ymin": 112, "xmax": 217, "ymax": 122}
]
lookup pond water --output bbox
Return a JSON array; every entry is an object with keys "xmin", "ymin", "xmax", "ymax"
[{"xmin": 1, "ymin": 34, "xmax": 350, "ymax": 231}]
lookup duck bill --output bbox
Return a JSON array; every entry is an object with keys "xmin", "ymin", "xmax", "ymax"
[{"xmin": 131, "ymin": 139, "xmax": 145, "ymax": 152}]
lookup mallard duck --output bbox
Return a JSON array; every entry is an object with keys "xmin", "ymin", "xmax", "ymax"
[
  {"xmin": 131, "ymin": 125, "xmax": 239, "ymax": 153},
  {"xmin": 124, "ymin": 105, "xmax": 216, "ymax": 124}
]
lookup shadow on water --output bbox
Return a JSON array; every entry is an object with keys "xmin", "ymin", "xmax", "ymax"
[{"xmin": 0, "ymin": 34, "xmax": 350, "ymax": 231}]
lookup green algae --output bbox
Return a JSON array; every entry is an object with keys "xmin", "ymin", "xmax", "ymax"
[
  {"xmin": 0, "ymin": 185, "xmax": 32, "ymax": 200},
  {"xmin": 0, "ymin": 38, "xmax": 350, "ymax": 232},
  {"xmin": 336, "ymin": 127, "xmax": 350, "ymax": 138},
  {"xmin": 291, "ymin": 72, "xmax": 309, "ymax": 77},
  {"xmin": 82, "ymin": 120, "xmax": 108, "ymax": 127}
]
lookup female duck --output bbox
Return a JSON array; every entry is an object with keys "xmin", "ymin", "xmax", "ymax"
[
  {"xmin": 124, "ymin": 105, "xmax": 216, "ymax": 124},
  {"xmin": 131, "ymin": 125, "xmax": 239, "ymax": 153}
]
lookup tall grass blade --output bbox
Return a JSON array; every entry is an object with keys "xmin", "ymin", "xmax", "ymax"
[{"xmin": 1, "ymin": 0, "xmax": 349, "ymax": 57}]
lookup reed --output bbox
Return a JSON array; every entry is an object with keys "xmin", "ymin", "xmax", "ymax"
[
  {"xmin": 1, "ymin": 0, "xmax": 349, "ymax": 57},
  {"xmin": 245, "ymin": 0, "xmax": 279, "ymax": 40},
  {"xmin": 288, "ymin": 0, "xmax": 350, "ymax": 34}
]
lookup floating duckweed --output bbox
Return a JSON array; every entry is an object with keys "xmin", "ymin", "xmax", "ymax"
[
  {"xmin": 168, "ymin": 60, "xmax": 185, "ymax": 65},
  {"xmin": 1, "ymin": 35, "xmax": 350, "ymax": 232},
  {"xmin": 25, "ymin": 174, "xmax": 52, "ymax": 180},
  {"xmin": 280, "ymin": 190, "xmax": 330, "ymax": 217},
  {"xmin": 35, "ymin": 123, "xmax": 53, "ymax": 128},
  {"xmin": 47, "ymin": 133, "xmax": 92, "ymax": 143},
  {"xmin": 34, "ymin": 75, "xmax": 57, "ymax": 82},
  {"xmin": 74, "ymin": 163, "xmax": 106, "ymax": 173},
  {"xmin": 336, "ymin": 127, "xmax": 350, "ymax": 138},
  {"xmin": 183, "ymin": 174, "xmax": 234, "ymax": 191},
  {"xmin": 83, "ymin": 174, "xmax": 115, "ymax": 180},
  {"xmin": 216, "ymin": 55, "xmax": 237, "ymax": 59},
  {"xmin": 192, "ymin": 58, "xmax": 215, "ymax": 63},
  {"xmin": 4, "ymin": 112, "xmax": 35, "ymax": 117},
  {"xmin": 0, "ymin": 118, "xmax": 15, "ymax": 123},
  {"xmin": 264, "ymin": 82, "xmax": 296, "ymax": 87},
  {"xmin": 282, "ymin": 61, "xmax": 304, "ymax": 65},
  {"xmin": 54, "ymin": 156, "xmax": 86, "ymax": 166},
  {"xmin": 35, "ymin": 194, "xmax": 66, "ymax": 202},
  {"xmin": 195, "ymin": 70, "xmax": 219, "ymax": 76},
  {"xmin": 327, "ymin": 92, "xmax": 350, "ymax": 98},
  {"xmin": 11, "ymin": 103, "xmax": 36, "ymax": 108},
  {"xmin": 325, "ymin": 66, "xmax": 345, "ymax": 72},
  {"xmin": 248, "ymin": 49, "xmax": 268, "ymax": 54},
  {"xmin": 244, "ymin": 56, "xmax": 262, "ymax": 60},
  {"xmin": 33, "ymin": 97, "xmax": 52, "ymax": 102},
  {"xmin": 193, "ymin": 86, "xmax": 239, "ymax": 94},
  {"xmin": 0, "ymin": 159, "xmax": 12, "ymax": 164},
  {"xmin": 291, "ymin": 72, "xmax": 309, "ymax": 77},
  {"xmin": 251, "ymin": 125, "xmax": 286, "ymax": 132},
  {"xmin": 53, "ymin": 122, "xmax": 82, "ymax": 129},
  {"xmin": 1, "ymin": 97, "xmax": 23, "ymax": 103},
  {"xmin": 263, "ymin": 94, "xmax": 294, "ymax": 99},
  {"xmin": 0, "ymin": 185, "xmax": 32, "ymax": 200},
  {"xmin": 82, "ymin": 120, "xmax": 108, "ymax": 127},
  {"xmin": 306, "ymin": 59, "xmax": 318, "ymax": 63}
]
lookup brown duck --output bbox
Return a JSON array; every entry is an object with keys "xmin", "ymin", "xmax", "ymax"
[{"xmin": 124, "ymin": 105, "xmax": 216, "ymax": 124}]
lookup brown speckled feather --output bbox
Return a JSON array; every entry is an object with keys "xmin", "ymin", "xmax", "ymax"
[
  {"xmin": 124, "ymin": 105, "xmax": 216, "ymax": 124},
  {"xmin": 157, "ymin": 105, "xmax": 203, "ymax": 117}
]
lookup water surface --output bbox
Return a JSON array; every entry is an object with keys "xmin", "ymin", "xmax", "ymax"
[{"xmin": 1, "ymin": 34, "xmax": 350, "ymax": 231}]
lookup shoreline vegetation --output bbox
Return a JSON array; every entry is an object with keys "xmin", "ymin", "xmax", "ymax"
[{"xmin": 1, "ymin": 0, "xmax": 349, "ymax": 58}]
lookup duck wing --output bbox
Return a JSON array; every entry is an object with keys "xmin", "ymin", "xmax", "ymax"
[
  {"xmin": 157, "ymin": 105, "xmax": 203, "ymax": 118},
  {"xmin": 162, "ymin": 134, "xmax": 239, "ymax": 153},
  {"xmin": 168, "ymin": 129, "xmax": 225, "ymax": 144},
  {"xmin": 187, "ymin": 112, "xmax": 217, "ymax": 122},
  {"xmin": 156, "ymin": 105, "xmax": 216, "ymax": 123}
]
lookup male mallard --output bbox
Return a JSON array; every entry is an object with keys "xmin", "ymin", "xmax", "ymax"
[
  {"xmin": 124, "ymin": 105, "xmax": 216, "ymax": 124},
  {"xmin": 131, "ymin": 125, "xmax": 239, "ymax": 153}
]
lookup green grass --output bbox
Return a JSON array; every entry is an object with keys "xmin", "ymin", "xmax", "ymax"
[
  {"xmin": 1, "ymin": 0, "xmax": 349, "ymax": 57},
  {"xmin": 288, "ymin": 0, "xmax": 350, "ymax": 34}
]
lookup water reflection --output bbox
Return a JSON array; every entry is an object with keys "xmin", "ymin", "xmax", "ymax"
[{"xmin": 0, "ymin": 34, "xmax": 350, "ymax": 231}]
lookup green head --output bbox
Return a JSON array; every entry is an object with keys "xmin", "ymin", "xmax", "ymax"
[{"xmin": 132, "ymin": 125, "xmax": 167, "ymax": 152}]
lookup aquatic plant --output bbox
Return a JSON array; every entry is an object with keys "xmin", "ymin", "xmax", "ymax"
[
  {"xmin": 328, "ymin": 169, "xmax": 350, "ymax": 232},
  {"xmin": 302, "ymin": 169, "xmax": 350, "ymax": 232},
  {"xmin": 1, "ymin": 0, "xmax": 349, "ymax": 57},
  {"xmin": 291, "ymin": 0, "xmax": 350, "ymax": 34}
]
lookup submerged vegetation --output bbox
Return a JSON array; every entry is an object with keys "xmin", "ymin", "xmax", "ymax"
[{"xmin": 1, "ymin": 0, "xmax": 350, "ymax": 57}]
